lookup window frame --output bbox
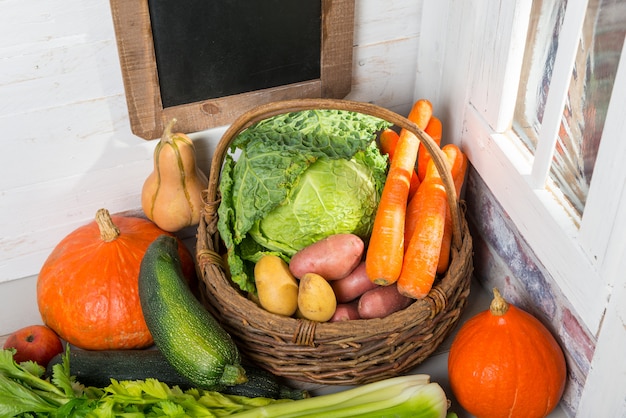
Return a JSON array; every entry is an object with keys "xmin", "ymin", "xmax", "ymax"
[{"xmin": 420, "ymin": 0, "xmax": 626, "ymax": 334}]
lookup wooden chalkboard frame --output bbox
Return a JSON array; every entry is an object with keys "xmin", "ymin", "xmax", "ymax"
[{"xmin": 109, "ymin": 0, "xmax": 355, "ymax": 140}]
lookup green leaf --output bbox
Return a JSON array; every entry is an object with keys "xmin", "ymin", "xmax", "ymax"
[
  {"xmin": 54, "ymin": 397, "xmax": 95, "ymax": 418},
  {"xmin": 51, "ymin": 347, "xmax": 80, "ymax": 398},
  {"xmin": 217, "ymin": 109, "xmax": 390, "ymax": 292},
  {"xmin": 19, "ymin": 360, "xmax": 45, "ymax": 378},
  {"xmin": 0, "ymin": 373, "xmax": 58, "ymax": 416},
  {"xmin": 0, "ymin": 348, "xmax": 293, "ymax": 417},
  {"xmin": 0, "ymin": 349, "xmax": 65, "ymax": 401}
]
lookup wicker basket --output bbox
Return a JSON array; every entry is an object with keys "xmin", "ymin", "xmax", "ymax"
[{"xmin": 196, "ymin": 98, "xmax": 473, "ymax": 385}]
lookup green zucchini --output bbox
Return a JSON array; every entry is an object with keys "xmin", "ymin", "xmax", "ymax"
[
  {"xmin": 138, "ymin": 235, "xmax": 246, "ymax": 389},
  {"xmin": 225, "ymin": 364, "xmax": 310, "ymax": 400},
  {"xmin": 45, "ymin": 349, "xmax": 309, "ymax": 400},
  {"xmin": 46, "ymin": 349, "xmax": 192, "ymax": 389}
]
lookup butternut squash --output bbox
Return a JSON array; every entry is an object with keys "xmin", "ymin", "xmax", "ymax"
[{"xmin": 141, "ymin": 118, "xmax": 208, "ymax": 232}]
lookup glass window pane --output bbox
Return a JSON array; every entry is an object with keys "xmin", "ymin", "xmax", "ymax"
[
  {"xmin": 551, "ymin": 0, "xmax": 625, "ymax": 215},
  {"xmin": 514, "ymin": 0, "xmax": 625, "ymax": 216},
  {"xmin": 514, "ymin": 0, "xmax": 567, "ymax": 152}
]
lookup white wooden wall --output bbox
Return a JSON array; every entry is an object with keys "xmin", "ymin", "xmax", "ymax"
[
  {"xmin": 5, "ymin": 1, "xmax": 624, "ymax": 414},
  {"xmin": 0, "ymin": 1, "xmax": 422, "ymax": 335}
]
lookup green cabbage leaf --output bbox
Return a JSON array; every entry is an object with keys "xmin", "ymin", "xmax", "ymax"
[{"xmin": 217, "ymin": 109, "xmax": 391, "ymax": 293}]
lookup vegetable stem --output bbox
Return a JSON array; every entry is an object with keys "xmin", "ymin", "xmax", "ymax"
[
  {"xmin": 0, "ymin": 351, "xmax": 65, "ymax": 399},
  {"xmin": 95, "ymin": 208, "xmax": 120, "ymax": 242},
  {"xmin": 490, "ymin": 288, "xmax": 509, "ymax": 316},
  {"xmin": 161, "ymin": 118, "xmax": 178, "ymax": 144},
  {"xmin": 230, "ymin": 374, "xmax": 448, "ymax": 418}
]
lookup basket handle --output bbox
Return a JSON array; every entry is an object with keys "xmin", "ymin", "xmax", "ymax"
[{"xmin": 206, "ymin": 98, "xmax": 463, "ymax": 251}]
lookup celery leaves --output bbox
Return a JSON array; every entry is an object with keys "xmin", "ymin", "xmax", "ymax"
[{"xmin": 0, "ymin": 349, "xmax": 288, "ymax": 417}]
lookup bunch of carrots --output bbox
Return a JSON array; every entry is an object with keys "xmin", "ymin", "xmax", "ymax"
[{"xmin": 365, "ymin": 99, "xmax": 468, "ymax": 299}]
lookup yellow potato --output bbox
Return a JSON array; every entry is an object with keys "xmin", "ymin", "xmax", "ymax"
[
  {"xmin": 254, "ymin": 255, "xmax": 299, "ymax": 316},
  {"xmin": 297, "ymin": 273, "xmax": 337, "ymax": 322}
]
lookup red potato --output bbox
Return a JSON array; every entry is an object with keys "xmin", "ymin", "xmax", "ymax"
[
  {"xmin": 329, "ymin": 301, "xmax": 361, "ymax": 322},
  {"xmin": 289, "ymin": 234, "xmax": 364, "ymax": 280},
  {"xmin": 331, "ymin": 261, "xmax": 378, "ymax": 303},
  {"xmin": 358, "ymin": 283, "xmax": 414, "ymax": 319}
]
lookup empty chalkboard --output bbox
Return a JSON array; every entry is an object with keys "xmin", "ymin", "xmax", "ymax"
[{"xmin": 110, "ymin": 0, "xmax": 354, "ymax": 140}]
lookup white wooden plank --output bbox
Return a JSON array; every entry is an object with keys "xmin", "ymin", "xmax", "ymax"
[
  {"xmin": 346, "ymin": 37, "xmax": 420, "ymax": 115},
  {"xmin": 468, "ymin": 0, "xmax": 525, "ymax": 132},
  {"xmin": 414, "ymin": 0, "xmax": 479, "ymax": 146},
  {"xmin": 413, "ymin": 0, "xmax": 448, "ymax": 109},
  {"xmin": 0, "ymin": 41, "xmax": 123, "ymax": 116},
  {"xmin": 0, "ymin": 0, "xmax": 113, "ymax": 55},
  {"xmin": 577, "ymin": 187, "xmax": 626, "ymax": 414},
  {"xmin": 0, "ymin": 37, "xmax": 123, "ymax": 88},
  {"xmin": 0, "ymin": 160, "xmax": 150, "ymax": 272},
  {"xmin": 354, "ymin": 0, "xmax": 421, "ymax": 47},
  {"xmin": 0, "ymin": 94, "xmax": 220, "ymax": 190},
  {"xmin": 0, "ymin": 96, "xmax": 145, "ymax": 190},
  {"xmin": 0, "ymin": 114, "xmax": 221, "ymax": 283}
]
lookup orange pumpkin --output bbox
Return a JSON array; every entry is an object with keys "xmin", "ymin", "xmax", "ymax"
[
  {"xmin": 37, "ymin": 208, "xmax": 196, "ymax": 350},
  {"xmin": 448, "ymin": 288, "xmax": 566, "ymax": 418}
]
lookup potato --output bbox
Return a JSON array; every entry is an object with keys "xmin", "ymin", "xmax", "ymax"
[
  {"xmin": 357, "ymin": 283, "xmax": 413, "ymax": 319},
  {"xmin": 329, "ymin": 301, "xmax": 360, "ymax": 322},
  {"xmin": 289, "ymin": 234, "xmax": 364, "ymax": 280},
  {"xmin": 297, "ymin": 273, "xmax": 337, "ymax": 322},
  {"xmin": 254, "ymin": 255, "xmax": 299, "ymax": 316},
  {"xmin": 330, "ymin": 261, "xmax": 378, "ymax": 303}
]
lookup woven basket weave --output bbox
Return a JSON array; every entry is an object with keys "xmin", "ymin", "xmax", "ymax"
[{"xmin": 196, "ymin": 98, "xmax": 473, "ymax": 385}]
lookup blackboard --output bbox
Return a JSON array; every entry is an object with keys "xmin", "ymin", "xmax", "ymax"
[{"xmin": 110, "ymin": 0, "xmax": 354, "ymax": 140}]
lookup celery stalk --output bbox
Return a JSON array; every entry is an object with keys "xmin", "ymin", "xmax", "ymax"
[
  {"xmin": 0, "ymin": 348, "xmax": 450, "ymax": 417},
  {"xmin": 230, "ymin": 374, "xmax": 449, "ymax": 418}
]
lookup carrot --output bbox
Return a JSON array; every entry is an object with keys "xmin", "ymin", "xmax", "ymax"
[
  {"xmin": 404, "ymin": 143, "xmax": 459, "ymax": 247},
  {"xmin": 407, "ymin": 99, "xmax": 433, "ymax": 131},
  {"xmin": 379, "ymin": 129, "xmax": 421, "ymax": 199},
  {"xmin": 379, "ymin": 128, "xmax": 399, "ymax": 160},
  {"xmin": 437, "ymin": 211, "xmax": 454, "ymax": 275},
  {"xmin": 397, "ymin": 180, "xmax": 448, "ymax": 299},
  {"xmin": 365, "ymin": 101, "xmax": 427, "ymax": 286},
  {"xmin": 435, "ymin": 145, "xmax": 468, "ymax": 273},
  {"xmin": 408, "ymin": 167, "xmax": 421, "ymax": 200},
  {"xmin": 423, "ymin": 143, "xmax": 466, "ymax": 185},
  {"xmin": 417, "ymin": 116, "xmax": 443, "ymax": 181},
  {"xmin": 422, "ymin": 144, "xmax": 468, "ymax": 274},
  {"xmin": 399, "ymin": 143, "xmax": 467, "ymax": 298},
  {"xmin": 404, "ymin": 99, "xmax": 426, "ymax": 199},
  {"xmin": 403, "ymin": 178, "xmax": 428, "ymax": 250},
  {"xmin": 398, "ymin": 99, "xmax": 432, "ymax": 198}
]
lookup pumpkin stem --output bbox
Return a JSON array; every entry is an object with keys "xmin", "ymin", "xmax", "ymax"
[
  {"xmin": 490, "ymin": 288, "xmax": 509, "ymax": 316},
  {"xmin": 96, "ymin": 208, "xmax": 120, "ymax": 242},
  {"xmin": 161, "ymin": 118, "xmax": 177, "ymax": 144}
]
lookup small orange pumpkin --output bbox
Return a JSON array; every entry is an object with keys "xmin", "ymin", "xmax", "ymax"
[
  {"xmin": 448, "ymin": 288, "xmax": 566, "ymax": 418},
  {"xmin": 37, "ymin": 208, "xmax": 196, "ymax": 350}
]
